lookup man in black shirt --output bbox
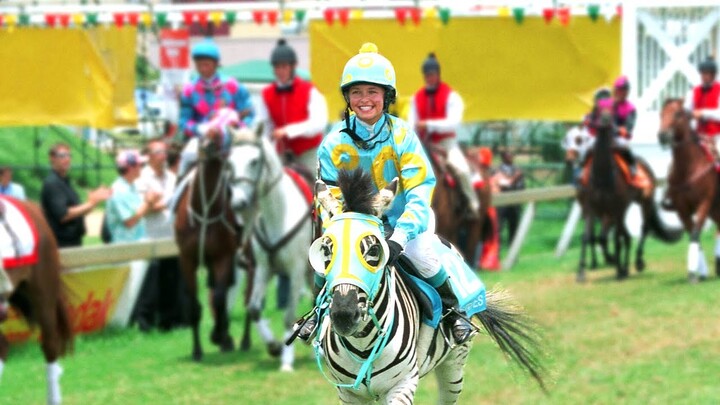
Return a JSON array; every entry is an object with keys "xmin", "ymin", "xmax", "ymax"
[{"xmin": 41, "ymin": 143, "xmax": 111, "ymax": 247}]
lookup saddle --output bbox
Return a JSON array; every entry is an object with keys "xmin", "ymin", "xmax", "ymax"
[
  {"xmin": 581, "ymin": 153, "xmax": 653, "ymax": 196},
  {"xmin": 0, "ymin": 197, "xmax": 39, "ymax": 270}
]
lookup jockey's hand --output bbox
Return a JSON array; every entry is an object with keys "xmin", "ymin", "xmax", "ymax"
[
  {"xmin": 693, "ymin": 110, "xmax": 704, "ymax": 120},
  {"xmin": 385, "ymin": 239, "xmax": 403, "ymax": 267},
  {"xmin": 618, "ymin": 127, "xmax": 629, "ymax": 138},
  {"xmin": 416, "ymin": 121, "xmax": 428, "ymax": 132},
  {"xmin": 272, "ymin": 128, "xmax": 288, "ymax": 140}
]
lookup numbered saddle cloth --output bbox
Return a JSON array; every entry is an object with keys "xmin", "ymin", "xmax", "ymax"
[
  {"xmin": 432, "ymin": 238, "xmax": 487, "ymax": 317},
  {"xmin": 0, "ymin": 196, "xmax": 39, "ymax": 269}
]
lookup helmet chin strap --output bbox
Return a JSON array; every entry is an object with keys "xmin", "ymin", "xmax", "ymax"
[{"xmin": 340, "ymin": 104, "xmax": 391, "ymax": 150}]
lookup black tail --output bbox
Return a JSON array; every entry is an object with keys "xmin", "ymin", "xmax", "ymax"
[
  {"xmin": 475, "ymin": 288, "xmax": 548, "ymax": 393},
  {"xmin": 643, "ymin": 199, "xmax": 683, "ymax": 243}
]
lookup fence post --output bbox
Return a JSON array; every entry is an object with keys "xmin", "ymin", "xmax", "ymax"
[
  {"xmin": 555, "ymin": 200, "xmax": 582, "ymax": 257},
  {"xmin": 501, "ymin": 202, "xmax": 535, "ymax": 270}
]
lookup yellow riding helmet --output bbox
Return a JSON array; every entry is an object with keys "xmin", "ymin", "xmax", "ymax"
[{"xmin": 340, "ymin": 43, "xmax": 396, "ymax": 94}]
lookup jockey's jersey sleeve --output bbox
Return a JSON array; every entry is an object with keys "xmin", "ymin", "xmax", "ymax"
[{"xmin": 317, "ymin": 114, "xmax": 436, "ymax": 247}]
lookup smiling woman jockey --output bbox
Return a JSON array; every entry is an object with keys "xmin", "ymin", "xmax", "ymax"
[{"xmin": 297, "ymin": 43, "xmax": 474, "ymax": 345}]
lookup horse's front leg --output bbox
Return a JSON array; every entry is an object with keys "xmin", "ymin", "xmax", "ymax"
[
  {"xmin": 688, "ymin": 201, "xmax": 712, "ymax": 283},
  {"xmin": 385, "ymin": 370, "xmax": 420, "ymax": 405},
  {"xmin": 0, "ymin": 332, "xmax": 8, "ymax": 382},
  {"xmin": 578, "ymin": 214, "xmax": 593, "ymax": 283},
  {"xmin": 179, "ymin": 255, "xmax": 203, "ymax": 361},
  {"xmin": 248, "ymin": 250, "xmax": 281, "ymax": 357},
  {"xmin": 210, "ymin": 255, "xmax": 235, "ymax": 352}
]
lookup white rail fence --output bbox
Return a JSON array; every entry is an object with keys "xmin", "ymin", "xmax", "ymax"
[{"xmin": 59, "ymin": 185, "xmax": 578, "ymax": 271}]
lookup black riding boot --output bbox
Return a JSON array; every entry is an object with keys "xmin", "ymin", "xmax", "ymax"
[
  {"xmin": 293, "ymin": 284, "xmax": 323, "ymax": 343},
  {"xmin": 437, "ymin": 280, "xmax": 476, "ymax": 345}
]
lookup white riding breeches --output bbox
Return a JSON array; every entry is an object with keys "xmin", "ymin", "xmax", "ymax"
[
  {"xmin": 401, "ymin": 213, "xmax": 443, "ymax": 280},
  {"xmin": 437, "ymin": 138, "xmax": 471, "ymax": 176}
]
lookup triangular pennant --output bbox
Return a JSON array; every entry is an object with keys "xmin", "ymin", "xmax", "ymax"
[
  {"xmin": 197, "ymin": 11, "xmax": 209, "ymax": 27},
  {"xmin": 409, "ymin": 7, "xmax": 422, "ymax": 25},
  {"xmin": 58, "ymin": 13, "xmax": 71, "ymax": 28},
  {"xmin": 512, "ymin": 7, "xmax": 525, "ymax": 25},
  {"xmin": 282, "ymin": 10, "xmax": 293, "ymax": 25},
  {"xmin": 557, "ymin": 7, "xmax": 570, "ymax": 26},
  {"xmin": 588, "ymin": 4, "xmax": 600, "ymax": 22},
  {"xmin": 337, "ymin": 8, "xmax": 350, "ymax": 26},
  {"xmin": 72, "ymin": 13, "xmax": 84, "ymax": 26},
  {"xmin": 395, "ymin": 8, "xmax": 408, "ymax": 25},
  {"xmin": 156, "ymin": 12, "xmax": 168, "ymax": 27},
  {"xmin": 294, "ymin": 9, "xmax": 306, "ymax": 23},
  {"xmin": 113, "ymin": 13, "xmax": 125, "ymax": 28},
  {"xmin": 127, "ymin": 13, "xmax": 140, "ymax": 27},
  {"xmin": 225, "ymin": 11, "xmax": 236, "ymax": 26},
  {"xmin": 86, "ymin": 12, "xmax": 99, "ymax": 26},
  {"xmin": 323, "ymin": 8, "xmax": 335, "ymax": 26},
  {"xmin": 438, "ymin": 8, "xmax": 450, "ymax": 25},
  {"xmin": 182, "ymin": 11, "xmax": 195, "ymax": 27},
  {"xmin": 266, "ymin": 10, "xmax": 279, "ymax": 26},
  {"xmin": 542, "ymin": 8, "xmax": 555, "ymax": 24},
  {"xmin": 252, "ymin": 10, "xmax": 264, "ymax": 25},
  {"xmin": 45, "ymin": 14, "xmax": 57, "ymax": 27}
]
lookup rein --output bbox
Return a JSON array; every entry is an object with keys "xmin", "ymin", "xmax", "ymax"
[
  {"xmin": 188, "ymin": 147, "xmax": 237, "ymax": 265},
  {"xmin": 313, "ymin": 267, "xmax": 397, "ymax": 397}
]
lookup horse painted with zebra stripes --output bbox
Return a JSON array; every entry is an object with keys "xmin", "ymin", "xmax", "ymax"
[{"xmin": 307, "ymin": 170, "xmax": 546, "ymax": 404}]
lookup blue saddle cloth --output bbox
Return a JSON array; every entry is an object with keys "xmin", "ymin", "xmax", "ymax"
[{"xmin": 395, "ymin": 264, "xmax": 442, "ymax": 328}]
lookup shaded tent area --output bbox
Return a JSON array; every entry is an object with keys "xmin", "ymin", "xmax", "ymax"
[{"xmin": 220, "ymin": 59, "xmax": 311, "ymax": 83}]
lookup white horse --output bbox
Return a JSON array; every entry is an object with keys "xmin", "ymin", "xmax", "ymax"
[{"xmin": 227, "ymin": 129, "xmax": 313, "ymax": 372}]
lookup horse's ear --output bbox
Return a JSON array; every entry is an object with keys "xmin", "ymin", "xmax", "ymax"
[
  {"xmin": 373, "ymin": 177, "xmax": 398, "ymax": 217},
  {"xmin": 317, "ymin": 180, "xmax": 341, "ymax": 218},
  {"xmin": 231, "ymin": 123, "xmax": 263, "ymax": 144}
]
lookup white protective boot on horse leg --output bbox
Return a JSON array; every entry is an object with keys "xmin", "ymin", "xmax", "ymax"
[
  {"xmin": 697, "ymin": 249, "xmax": 709, "ymax": 281},
  {"xmin": 46, "ymin": 361, "xmax": 63, "ymax": 405},
  {"xmin": 255, "ymin": 318, "xmax": 282, "ymax": 358},
  {"xmin": 687, "ymin": 242, "xmax": 701, "ymax": 283},
  {"xmin": 0, "ymin": 358, "xmax": 4, "ymax": 382},
  {"xmin": 280, "ymin": 330, "xmax": 295, "ymax": 372}
]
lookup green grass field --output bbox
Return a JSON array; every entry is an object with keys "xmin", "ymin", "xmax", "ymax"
[{"xmin": 3, "ymin": 203, "xmax": 718, "ymax": 405}]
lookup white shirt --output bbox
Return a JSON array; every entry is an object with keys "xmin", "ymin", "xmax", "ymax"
[
  {"xmin": 255, "ymin": 84, "xmax": 329, "ymax": 141},
  {"xmin": 683, "ymin": 86, "xmax": 720, "ymax": 122},
  {"xmin": 407, "ymin": 89, "xmax": 465, "ymax": 134},
  {"xmin": 136, "ymin": 165, "xmax": 176, "ymax": 239}
]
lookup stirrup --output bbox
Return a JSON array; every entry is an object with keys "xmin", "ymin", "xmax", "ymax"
[
  {"xmin": 287, "ymin": 311, "xmax": 319, "ymax": 345},
  {"xmin": 441, "ymin": 308, "xmax": 478, "ymax": 346}
]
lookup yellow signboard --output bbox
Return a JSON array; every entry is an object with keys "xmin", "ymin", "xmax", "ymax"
[
  {"xmin": 0, "ymin": 265, "xmax": 130, "ymax": 343},
  {"xmin": 310, "ymin": 17, "xmax": 621, "ymax": 121}
]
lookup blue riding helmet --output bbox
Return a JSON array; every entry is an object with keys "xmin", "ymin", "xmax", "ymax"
[
  {"xmin": 191, "ymin": 40, "xmax": 220, "ymax": 62},
  {"xmin": 340, "ymin": 42, "xmax": 397, "ymax": 107}
]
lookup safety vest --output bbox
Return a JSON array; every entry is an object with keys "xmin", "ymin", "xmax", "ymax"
[
  {"xmin": 413, "ymin": 82, "xmax": 455, "ymax": 143},
  {"xmin": 693, "ymin": 82, "xmax": 720, "ymax": 136},
  {"xmin": 261, "ymin": 77, "xmax": 323, "ymax": 156}
]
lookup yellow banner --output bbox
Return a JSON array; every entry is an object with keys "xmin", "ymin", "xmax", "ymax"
[
  {"xmin": 0, "ymin": 28, "xmax": 137, "ymax": 129},
  {"xmin": 310, "ymin": 17, "xmax": 620, "ymax": 121},
  {"xmin": 0, "ymin": 265, "xmax": 130, "ymax": 343}
]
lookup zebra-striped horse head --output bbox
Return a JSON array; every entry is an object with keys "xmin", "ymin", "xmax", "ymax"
[{"xmin": 309, "ymin": 170, "xmax": 397, "ymax": 337}]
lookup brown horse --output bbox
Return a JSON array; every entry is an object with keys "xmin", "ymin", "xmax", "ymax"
[
  {"xmin": 658, "ymin": 98, "xmax": 720, "ymax": 282},
  {"xmin": 576, "ymin": 108, "xmax": 683, "ymax": 282},
  {"xmin": 174, "ymin": 132, "xmax": 242, "ymax": 361},
  {"xmin": 428, "ymin": 145, "xmax": 491, "ymax": 267},
  {"xmin": 0, "ymin": 197, "xmax": 73, "ymax": 404}
]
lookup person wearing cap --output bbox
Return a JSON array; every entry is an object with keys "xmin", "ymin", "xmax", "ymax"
[
  {"xmin": 41, "ymin": 143, "xmax": 112, "ymax": 247},
  {"xmin": 177, "ymin": 39, "xmax": 254, "ymax": 178},
  {"xmin": 256, "ymin": 38, "xmax": 328, "ymax": 174},
  {"xmin": 106, "ymin": 149, "xmax": 161, "ymax": 244},
  {"xmin": 407, "ymin": 53, "xmax": 480, "ymax": 218},
  {"xmin": 298, "ymin": 43, "xmax": 474, "ymax": 345},
  {"xmin": 684, "ymin": 58, "xmax": 720, "ymax": 168}
]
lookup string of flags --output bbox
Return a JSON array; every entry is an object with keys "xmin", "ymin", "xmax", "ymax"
[{"xmin": 0, "ymin": 4, "xmax": 622, "ymax": 30}]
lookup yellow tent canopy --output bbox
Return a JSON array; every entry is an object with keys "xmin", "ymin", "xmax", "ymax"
[{"xmin": 0, "ymin": 28, "xmax": 137, "ymax": 129}]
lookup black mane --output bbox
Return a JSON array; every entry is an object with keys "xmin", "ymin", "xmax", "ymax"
[{"xmin": 337, "ymin": 170, "xmax": 376, "ymax": 215}]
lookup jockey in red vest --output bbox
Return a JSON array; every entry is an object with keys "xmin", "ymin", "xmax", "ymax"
[
  {"xmin": 685, "ymin": 58, "xmax": 720, "ymax": 169},
  {"xmin": 256, "ymin": 39, "xmax": 328, "ymax": 174},
  {"xmin": 408, "ymin": 53, "xmax": 481, "ymax": 217},
  {"xmin": 177, "ymin": 39, "xmax": 254, "ymax": 177}
]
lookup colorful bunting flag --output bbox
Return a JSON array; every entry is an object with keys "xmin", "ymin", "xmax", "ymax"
[
  {"xmin": 512, "ymin": 7, "xmax": 525, "ymax": 25},
  {"xmin": 438, "ymin": 8, "xmax": 450, "ymax": 26},
  {"xmin": 588, "ymin": 4, "xmax": 600, "ymax": 22},
  {"xmin": 542, "ymin": 8, "xmax": 555, "ymax": 24},
  {"xmin": 252, "ymin": 10, "xmax": 264, "ymax": 25},
  {"xmin": 323, "ymin": 8, "xmax": 334, "ymax": 26},
  {"xmin": 498, "ymin": 6, "xmax": 511, "ymax": 17},
  {"xmin": 267, "ymin": 10, "xmax": 279, "ymax": 26},
  {"xmin": 282, "ymin": 10, "xmax": 293, "ymax": 25},
  {"xmin": 225, "ymin": 11, "xmax": 236, "ymax": 26},
  {"xmin": 409, "ymin": 8, "xmax": 422, "ymax": 26},
  {"xmin": 395, "ymin": 8, "xmax": 407, "ymax": 25},
  {"xmin": 156, "ymin": 12, "xmax": 168, "ymax": 27},
  {"xmin": 337, "ymin": 9, "xmax": 350, "ymax": 26},
  {"xmin": 557, "ymin": 7, "xmax": 570, "ymax": 26},
  {"xmin": 294, "ymin": 9, "xmax": 306, "ymax": 24}
]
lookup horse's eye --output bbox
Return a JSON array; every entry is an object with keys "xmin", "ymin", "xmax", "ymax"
[
  {"xmin": 360, "ymin": 236, "xmax": 382, "ymax": 268},
  {"xmin": 321, "ymin": 237, "xmax": 333, "ymax": 268}
]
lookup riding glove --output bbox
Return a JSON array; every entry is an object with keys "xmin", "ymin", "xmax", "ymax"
[{"xmin": 386, "ymin": 239, "xmax": 403, "ymax": 267}]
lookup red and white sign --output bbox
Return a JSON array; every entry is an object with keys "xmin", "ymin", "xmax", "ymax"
[{"xmin": 159, "ymin": 28, "xmax": 190, "ymax": 69}]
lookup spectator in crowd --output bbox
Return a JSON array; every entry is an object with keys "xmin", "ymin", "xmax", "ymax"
[
  {"xmin": 134, "ymin": 139, "xmax": 189, "ymax": 331},
  {"xmin": 255, "ymin": 38, "xmax": 328, "ymax": 175},
  {"xmin": 105, "ymin": 149, "xmax": 159, "ymax": 244},
  {"xmin": 493, "ymin": 151, "xmax": 525, "ymax": 246},
  {"xmin": 166, "ymin": 142, "xmax": 182, "ymax": 175},
  {"xmin": 408, "ymin": 52, "xmax": 480, "ymax": 218},
  {"xmin": 176, "ymin": 39, "xmax": 254, "ymax": 178},
  {"xmin": 0, "ymin": 166, "xmax": 26, "ymax": 200},
  {"xmin": 41, "ymin": 143, "xmax": 112, "ymax": 247}
]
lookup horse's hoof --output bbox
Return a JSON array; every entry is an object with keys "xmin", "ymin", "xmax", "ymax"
[
  {"xmin": 616, "ymin": 271, "xmax": 629, "ymax": 281},
  {"xmin": 715, "ymin": 258, "xmax": 720, "ymax": 277},
  {"xmin": 576, "ymin": 273, "xmax": 586, "ymax": 283},
  {"xmin": 220, "ymin": 337, "xmax": 235, "ymax": 353},
  {"xmin": 280, "ymin": 364, "xmax": 294, "ymax": 373},
  {"xmin": 240, "ymin": 339, "xmax": 251, "ymax": 352},
  {"xmin": 192, "ymin": 350, "xmax": 203, "ymax": 362},
  {"xmin": 688, "ymin": 273, "xmax": 699, "ymax": 284},
  {"xmin": 636, "ymin": 260, "xmax": 646, "ymax": 272},
  {"xmin": 268, "ymin": 341, "xmax": 283, "ymax": 358}
]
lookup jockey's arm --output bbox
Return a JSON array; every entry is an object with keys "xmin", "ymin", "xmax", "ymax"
[
  {"xmin": 407, "ymin": 98, "xmax": 419, "ymax": 129},
  {"xmin": 624, "ymin": 108, "xmax": 637, "ymax": 136},
  {"xmin": 234, "ymin": 84, "xmax": 255, "ymax": 127},
  {"xmin": 698, "ymin": 93, "xmax": 720, "ymax": 121},
  {"xmin": 254, "ymin": 98, "xmax": 274, "ymax": 140},
  {"xmin": 178, "ymin": 90, "xmax": 200, "ymax": 139},
  {"xmin": 282, "ymin": 88, "xmax": 329, "ymax": 139},
  {"xmin": 423, "ymin": 92, "xmax": 464, "ymax": 133}
]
